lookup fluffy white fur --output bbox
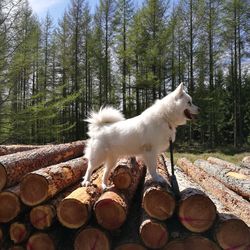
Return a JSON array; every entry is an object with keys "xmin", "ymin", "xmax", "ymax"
[{"xmin": 82, "ymin": 83, "xmax": 199, "ymax": 189}]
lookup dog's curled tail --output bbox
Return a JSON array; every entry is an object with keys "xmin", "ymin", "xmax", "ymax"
[{"xmin": 86, "ymin": 106, "xmax": 125, "ymax": 135}]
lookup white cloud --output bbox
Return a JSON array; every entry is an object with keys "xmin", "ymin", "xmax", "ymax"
[{"xmin": 29, "ymin": 0, "xmax": 62, "ymax": 14}]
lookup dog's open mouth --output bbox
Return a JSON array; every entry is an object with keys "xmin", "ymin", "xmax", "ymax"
[{"xmin": 184, "ymin": 109, "xmax": 197, "ymax": 120}]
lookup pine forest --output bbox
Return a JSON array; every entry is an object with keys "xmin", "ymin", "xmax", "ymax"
[{"xmin": 0, "ymin": 0, "xmax": 250, "ymax": 149}]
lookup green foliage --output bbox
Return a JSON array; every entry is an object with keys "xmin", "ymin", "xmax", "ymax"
[{"xmin": 0, "ymin": 0, "xmax": 249, "ymax": 149}]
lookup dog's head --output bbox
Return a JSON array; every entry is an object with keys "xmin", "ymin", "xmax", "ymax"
[{"xmin": 169, "ymin": 83, "xmax": 199, "ymax": 126}]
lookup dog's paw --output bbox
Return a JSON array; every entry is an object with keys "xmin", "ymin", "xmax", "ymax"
[
  {"xmin": 154, "ymin": 174, "xmax": 166, "ymax": 184},
  {"xmin": 81, "ymin": 179, "xmax": 91, "ymax": 187}
]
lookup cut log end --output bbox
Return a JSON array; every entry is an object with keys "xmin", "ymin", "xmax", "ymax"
[
  {"xmin": 30, "ymin": 205, "xmax": 55, "ymax": 230},
  {"xmin": 140, "ymin": 219, "xmax": 169, "ymax": 249},
  {"xmin": 163, "ymin": 239, "xmax": 185, "ymax": 250},
  {"xmin": 95, "ymin": 191, "xmax": 127, "ymax": 230},
  {"xmin": 113, "ymin": 170, "xmax": 132, "ymax": 190},
  {"xmin": 0, "ymin": 191, "xmax": 21, "ymax": 223},
  {"xmin": 215, "ymin": 218, "xmax": 250, "ymax": 249},
  {"xmin": 10, "ymin": 222, "xmax": 29, "ymax": 244},
  {"xmin": 115, "ymin": 243, "xmax": 146, "ymax": 250},
  {"xmin": 57, "ymin": 198, "xmax": 89, "ymax": 229},
  {"xmin": 0, "ymin": 164, "xmax": 7, "ymax": 191},
  {"xmin": 143, "ymin": 188, "xmax": 175, "ymax": 220},
  {"xmin": 179, "ymin": 192, "xmax": 217, "ymax": 233},
  {"xmin": 74, "ymin": 227, "xmax": 110, "ymax": 250},
  {"xmin": 20, "ymin": 174, "xmax": 48, "ymax": 206},
  {"xmin": 27, "ymin": 233, "xmax": 55, "ymax": 250},
  {"xmin": 185, "ymin": 236, "xmax": 220, "ymax": 250}
]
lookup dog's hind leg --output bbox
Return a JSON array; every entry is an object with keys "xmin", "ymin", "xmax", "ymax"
[
  {"xmin": 102, "ymin": 157, "xmax": 116, "ymax": 190},
  {"xmin": 142, "ymin": 152, "xmax": 165, "ymax": 183}
]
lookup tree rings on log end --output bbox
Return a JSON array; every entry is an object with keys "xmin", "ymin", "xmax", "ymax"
[
  {"xmin": 0, "ymin": 191, "xmax": 21, "ymax": 222},
  {"xmin": 140, "ymin": 219, "xmax": 169, "ymax": 249},
  {"xmin": 0, "ymin": 164, "xmax": 7, "ymax": 191},
  {"xmin": 57, "ymin": 199, "xmax": 89, "ymax": 229},
  {"xmin": 178, "ymin": 192, "xmax": 216, "ymax": 233},
  {"xmin": 20, "ymin": 174, "xmax": 48, "ymax": 206},
  {"xmin": 74, "ymin": 227, "xmax": 110, "ymax": 250},
  {"xmin": 30, "ymin": 205, "xmax": 55, "ymax": 230},
  {"xmin": 115, "ymin": 243, "xmax": 146, "ymax": 250},
  {"xmin": 27, "ymin": 233, "xmax": 55, "ymax": 250},
  {"xmin": 215, "ymin": 218, "xmax": 250, "ymax": 249},
  {"xmin": 143, "ymin": 189, "xmax": 175, "ymax": 220},
  {"xmin": 113, "ymin": 170, "xmax": 132, "ymax": 190},
  {"xmin": 10, "ymin": 222, "xmax": 29, "ymax": 244},
  {"xmin": 95, "ymin": 191, "xmax": 127, "ymax": 230}
]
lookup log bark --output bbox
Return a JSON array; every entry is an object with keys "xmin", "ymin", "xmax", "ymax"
[
  {"xmin": 9, "ymin": 221, "xmax": 31, "ymax": 244},
  {"xmin": 214, "ymin": 213, "xmax": 250, "ymax": 249},
  {"xmin": 57, "ymin": 167, "xmax": 104, "ymax": 229},
  {"xmin": 178, "ymin": 188, "xmax": 217, "ymax": 233},
  {"xmin": 142, "ymin": 156, "xmax": 176, "ymax": 220},
  {"xmin": 0, "ymin": 185, "xmax": 24, "ymax": 223},
  {"xmin": 94, "ymin": 160, "xmax": 145, "ymax": 230},
  {"xmin": 111, "ymin": 158, "xmax": 138, "ymax": 190},
  {"xmin": 195, "ymin": 159, "xmax": 250, "ymax": 200},
  {"xmin": 0, "ymin": 141, "xmax": 85, "ymax": 191},
  {"xmin": 0, "ymin": 145, "xmax": 42, "ymax": 156},
  {"xmin": 30, "ymin": 183, "xmax": 81, "ymax": 230},
  {"xmin": 164, "ymin": 235, "xmax": 220, "ymax": 250},
  {"xmin": 139, "ymin": 211, "xmax": 169, "ymax": 249},
  {"xmin": 26, "ymin": 232, "xmax": 55, "ymax": 250},
  {"xmin": 74, "ymin": 227, "xmax": 110, "ymax": 250},
  {"xmin": 20, "ymin": 157, "xmax": 88, "ymax": 206},
  {"xmin": 207, "ymin": 157, "xmax": 250, "ymax": 175},
  {"xmin": 177, "ymin": 158, "xmax": 250, "ymax": 225}
]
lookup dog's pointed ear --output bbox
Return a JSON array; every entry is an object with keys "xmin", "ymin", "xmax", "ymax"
[{"xmin": 174, "ymin": 82, "xmax": 184, "ymax": 99}]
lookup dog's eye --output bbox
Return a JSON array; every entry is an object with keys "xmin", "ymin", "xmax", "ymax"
[{"xmin": 188, "ymin": 101, "xmax": 192, "ymax": 106}]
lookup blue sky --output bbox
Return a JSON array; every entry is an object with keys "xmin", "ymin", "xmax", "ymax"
[
  {"xmin": 29, "ymin": 0, "xmax": 144, "ymax": 23},
  {"xmin": 29, "ymin": 0, "xmax": 100, "ymax": 22}
]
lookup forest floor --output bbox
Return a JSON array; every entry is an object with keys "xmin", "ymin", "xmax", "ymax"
[{"xmin": 170, "ymin": 144, "xmax": 250, "ymax": 164}]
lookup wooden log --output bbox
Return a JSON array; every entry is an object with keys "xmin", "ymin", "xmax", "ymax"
[
  {"xmin": 94, "ymin": 160, "xmax": 145, "ymax": 230},
  {"xmin": 142, "ymin": 156, "xmax": 176, "ymax": 220},
  {"xmin": 74, "ymin": 227, "xmax": 110, "ymax": 250},
  {"xmin": 207, "ymin": 157, "xmax": 250, "ymax": 175},
  {"xmin": 162, "ymin": 157, "xmax": 229, "ymax": 214},
  {"xmin": 0, "ymin": 185, "xmax": 24, "ymax": 223},
  {"xmin": 0, "ymin": 145, "xmax": 42, "ymax": 156},
  {"xmin": 195, "ymin": 159, "xmax": 250, "ymax": 200},
  {"xmin": 9, "ymin": 221, "xmax": 31, "ymax": 244},
  {"xmin": 0, "ymin": 141, "xmax": 85, "ymax": 191},
  {"xmin": 140, "ymin": 211, "xmax": 169, "ymax": 249},
  {"xmin": 30, "ymin": 183, "xmax": 81, "ymax": 230},
  {"xmin": 177, "ymin": 158, "xmax": 250, "ymax": 225},
  {"xmin": 20, "ymin": 157, "xmax": 88, "ymax": 206},
  {"xmin": 111, "ymin": 158, "xmax": 135, "ymax": 190},
  {"xmin": 114, "ymin": 183, "xmax": 146, "ymax": 250},
  {"xmin": 57, "ymin": 167, "xmax": 104, "ymax": 229},
  {"xmin": 9, "ymin": 245, "xmax": 25, "ymax": 250},
  {"xmin": 164, "ymin": 236, "xmax": 220, "ymax": 250},
  {"xmin": 26, "ymin": 232, "xmax": 55, "ymax": 250},
  {"xmin": 214, "ymin": 213, "xmax": 250, "ymax": 249},
  {"xmin": 0, "ymin": 226, "xmax": 3, "ymax": 243},
  {"xmin": 178, "ymin": 188, "xmax": 217, "ymax": 233}
]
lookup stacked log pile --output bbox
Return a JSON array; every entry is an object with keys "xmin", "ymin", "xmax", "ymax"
[{"xmin": 0, "ymin": 143, "xmax": 249, "ymax": 250}]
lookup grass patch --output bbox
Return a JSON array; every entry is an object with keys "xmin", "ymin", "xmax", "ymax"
[{"xmin": 167, "ymin": 145, "xmax": 250, "ymax": 164}]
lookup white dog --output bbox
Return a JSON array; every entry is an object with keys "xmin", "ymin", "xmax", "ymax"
[{"xmin": 82, "ymin": 83, "xmax": 199, "ymax": 189}]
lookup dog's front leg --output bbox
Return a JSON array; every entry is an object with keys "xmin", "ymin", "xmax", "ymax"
[
  {"xmin": 102, "ymin": 157, "xmax": 116, "ymax": 190},
  {"xmin": 142, "ymin": 152, "xmax": 165, "ymax": 183}
]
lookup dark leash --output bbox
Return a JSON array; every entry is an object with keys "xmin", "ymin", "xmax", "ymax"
[
  {"xmin": 161, "ymin": 140, "xmax": 180, "ymax": 199},
  {"xmin": 169, "ymin": 139, "xmax": 180, "ymax": 198}
]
